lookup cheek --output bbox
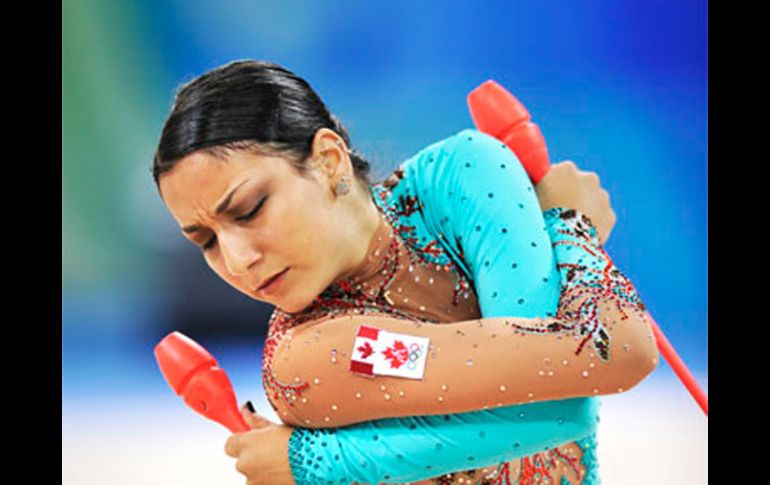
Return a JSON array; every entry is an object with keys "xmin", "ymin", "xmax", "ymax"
[
  {"xmin": 285, "ymin": 215, "xmax": 335, "ymax": 259},
  {"xmin": 206, "ymin": 257, "xmax": 226, "ymax": 279},
  {"xmin": 206, "ymin": 256, "xmax": 247, "ymax": 289},
  {"xmin": 269, "ymin": 196, "xmax": 328, "ymax": 253}
]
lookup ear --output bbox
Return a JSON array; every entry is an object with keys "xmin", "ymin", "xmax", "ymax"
[{"xmin": 309, "ymin": 128, "xmax": 349, "ymax": 184}]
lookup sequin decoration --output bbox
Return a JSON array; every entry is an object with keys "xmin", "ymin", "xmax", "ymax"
[
  {"xmin": 263, "ymin": 168, "xmax": 484, "ymax": 412},
  {"xmin": 266, "ymin": 137, "xmax": 608, "ymax": 484},
  {"xmin": 431, "ymin": 439, "xmax": 588, "ymax": 485},
  {"xmin": 502, "ymin": 208, "xmax": 648, "ymax": 364}
]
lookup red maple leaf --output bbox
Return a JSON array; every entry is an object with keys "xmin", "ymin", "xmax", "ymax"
[
  {"xmin": 357, "ymin": 341, "xmax": 374, "ymax": 359},
  {"xmin": 382, "ymin": 340, "xmax": 409, "ymax": 369}
]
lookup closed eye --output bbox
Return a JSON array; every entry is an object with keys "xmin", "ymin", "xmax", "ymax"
[
  {"xmin": 202, "ymin": 235, "xmax": 217, "ymax": 251},
  {"xmin": 201, "ymin": 196, "xmax": 267, "ymax": 252},
  {"xmin": 201, "ymin": 196, "xmax": 267, "ymax": 251},
  {"xmin": 236, "ymin": 195, "xmax": 268, "ymax": 222}
]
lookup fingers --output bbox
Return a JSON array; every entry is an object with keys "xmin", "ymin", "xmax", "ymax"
[
  {"xmin": 584, "ymin": 171, "xmax": 600, "ymax": 185},
  {"xmin": 235, "ymin": 459, "xmax": 249, "ymax": 475},
  {"xmin": 600, "ymin": 189, "xmax": 617, "ymax": 223},
  {"xmin": 240, "ymin": 402, "xmax": 273, "ymax": 430},
  {"xmin": 225, "ymin": 433, "xmax": 241, "ymax": 458},
  {"xmin": 225, "ymin": 402, "xmax": 267, "ymax": 458},
  {"xmin": 551, "ymin": 160, "xmax": 578, "ymax": 177},
  {"xmin": 556, "ymin": 160, "xmax": 602, "ymax": 185}
]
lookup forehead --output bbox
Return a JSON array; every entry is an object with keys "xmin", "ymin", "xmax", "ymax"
[{"xmin": 159, "ymin": 149, "xmax": 289, "ymax": 218}]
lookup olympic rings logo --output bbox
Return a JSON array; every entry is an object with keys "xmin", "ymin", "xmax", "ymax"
[{"xmin": 405, "ymin": 342, "xmax": 425, "ymax": 371}]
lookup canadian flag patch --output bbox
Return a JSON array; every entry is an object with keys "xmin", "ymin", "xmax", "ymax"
[{"xmin": 349, "ymin": 325, "xmax": 430, "ymax": 379}]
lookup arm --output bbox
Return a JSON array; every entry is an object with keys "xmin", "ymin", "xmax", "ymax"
[
  {"xmin": 282, "ymin": 129, "xmax": 651, "ymax": 483},
  {"xmin": 284, "ymin": 210, "xmax": 619, "ymax": 484},
  {"xmin": 288, "ymin": 397, "xmax": 599, "ymax": 485},
  {"xmin": 271, "ymin": 208, "xmax": 656, "ymax": 428}
]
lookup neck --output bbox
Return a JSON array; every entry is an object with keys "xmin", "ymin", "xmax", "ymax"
[{"xmin": 335, "ymin": 183, "xmax": 385, "ymax": 283}]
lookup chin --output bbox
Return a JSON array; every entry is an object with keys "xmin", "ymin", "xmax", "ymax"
[
  {"xmin": 278, "ymin": 276, "xmax": 329, "ymax": 313},
  {"xmin": 279, "ymin": 297, "xmax": 313, "ymax": 314}
]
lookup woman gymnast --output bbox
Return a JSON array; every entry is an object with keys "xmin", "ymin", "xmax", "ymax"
[{"xmin": 152, "ymin": 60, "xmax": 657, "ymax": 484}]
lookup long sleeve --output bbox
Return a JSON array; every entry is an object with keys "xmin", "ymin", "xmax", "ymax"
[
  {"xmin": 283, "ymin": 129, "xmax": 652, "ymax": 484},
  {"xmin": 273, "ymin": 206, "xmax": 657, "ymax": 429},
  {"xmin": 285, "ymin": 209, "xmax": 622, "ymax": 485},
  {"xmin": 288, "ymin": 397, "xmax": 599, "ymax": 485}
]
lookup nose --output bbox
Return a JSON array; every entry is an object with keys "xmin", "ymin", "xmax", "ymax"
[{"xmin": 218, "ymin": 230, "xmax": 262, "ymax": 281}]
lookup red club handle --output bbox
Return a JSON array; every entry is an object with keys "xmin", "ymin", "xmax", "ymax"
[
  {"xmin": 467, "ymin": 80, "xmax": 708, "ymax": 416},
  {"xmin": 648, "ymin": 316, "xmax": 708, "ymax": 415},
  {"xmin": 155, "ymin": 331, "xmax": 250, "ymax": 433}
]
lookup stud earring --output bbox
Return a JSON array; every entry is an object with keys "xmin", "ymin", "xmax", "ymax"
[{"xmin": 334, "ymin": 177, "xmax": 350, "ymax": 196}]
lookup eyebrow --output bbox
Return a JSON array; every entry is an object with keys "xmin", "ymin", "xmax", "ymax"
[{"xmin": 181, "ymin": 179, "xmax": 250, "ymax": 234}]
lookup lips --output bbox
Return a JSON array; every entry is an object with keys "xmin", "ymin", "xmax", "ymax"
[{"xmin": 257, "ymin": 267, "xmax": 289, "ymax": 291}]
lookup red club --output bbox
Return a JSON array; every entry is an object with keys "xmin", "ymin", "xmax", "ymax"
[
  {"xmin": 467, "ymin": 80, "xmax": 708, "ymax": 417},
  {"xmin": 155, "ymin": 331, "xmax": 250, "ymax": 433}
]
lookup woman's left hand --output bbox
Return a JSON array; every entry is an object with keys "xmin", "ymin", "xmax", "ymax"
[
  {"xmin": 224, "ymin": 402, "xmax": 297, "ymax": 485},
  {"xmin": 534, "ymin": 160, "xmax": 616, "ymax": 245}
]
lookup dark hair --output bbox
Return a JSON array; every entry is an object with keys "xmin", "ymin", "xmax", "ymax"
[{"xmin": 151, "ymin": 60, "xmax": 374, "ymax": 196}]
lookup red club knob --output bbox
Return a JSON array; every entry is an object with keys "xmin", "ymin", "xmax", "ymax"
[
  {"xmin": 467, "ymin": 80, "xmax": 551, "ymax": 184},
  {"xmin": 468, "ymin": 80, "xmax": 708, "ymax": 416}
]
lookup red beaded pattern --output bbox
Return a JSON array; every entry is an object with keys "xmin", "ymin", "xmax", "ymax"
[
  {"xmin": 262, "ymin": 173, "xmax": 480, "ymax": 412},
  {"xmin": 433, "ymin": 445, "xmax": 583, "ymax": 485},
  {"xmin": 504, "ymin": 209, "xmax": 647, "ymax": 363},
  {"xmin": 371, "ymin": 175, "xmax": 476, "ymax": 307}
]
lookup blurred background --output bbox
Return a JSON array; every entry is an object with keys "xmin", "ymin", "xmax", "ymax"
[{"xmin": 62, "ymin": 1, "xmax": 707, "ymax": 484}]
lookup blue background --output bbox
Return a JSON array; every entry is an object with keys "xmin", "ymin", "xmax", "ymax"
[{"xmin": 63, "ymin": 0, "xmax": 707, "ymax": 425}]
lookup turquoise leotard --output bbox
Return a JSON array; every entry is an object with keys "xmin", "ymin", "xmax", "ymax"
[{"xmin": 287, "ymin": 129, "xmax": 602, "ymax": 484}]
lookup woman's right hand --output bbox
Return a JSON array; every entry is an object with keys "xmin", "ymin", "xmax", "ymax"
[
  {"xmin": 534, "ymin": 161, "xmax": 616, "ymax": 245},
  {"xmin": 224, "ymin": 403, "xmax": 297, "ymax": 485}
]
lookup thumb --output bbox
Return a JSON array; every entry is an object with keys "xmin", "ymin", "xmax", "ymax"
[{"xmin": 240, "ymin": 401, "xmax": 272, "ymax": 430}]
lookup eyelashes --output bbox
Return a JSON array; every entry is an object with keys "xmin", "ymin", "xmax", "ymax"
[
  {"xmin": 202, "ymin": 235, "xmax": 217, "ymax": 251},
  {"xmin": 201, "ymin": 195, "xmax": 268, "ymax": 252},
  {"xmin": 236, "ymin": 195, "xmax": 268, "ymax": 222}
]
